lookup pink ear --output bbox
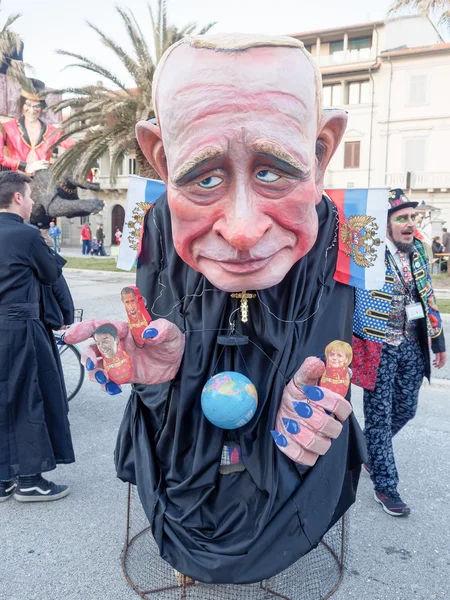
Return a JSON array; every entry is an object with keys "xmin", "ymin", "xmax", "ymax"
[
  {"xmin": 135, "ymin": 121, "xmax": 168, "ymax": 182},
  {"xmin": 315, "ymin": 109, "xmax": 348, "ymax": 198}
]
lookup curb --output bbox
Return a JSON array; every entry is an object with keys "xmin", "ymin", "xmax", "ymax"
[
  {"xmin": 423, "ymin": 378, "xmax": 450, "ymax": 388},
  {"xmin": 63, "ymin": 268, "xmax": 135, "ymax": 279}
]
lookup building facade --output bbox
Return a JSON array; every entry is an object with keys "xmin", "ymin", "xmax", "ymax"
[{"xmin": 291, "ymin": 15, "xmax": 450, "ymax": 232}]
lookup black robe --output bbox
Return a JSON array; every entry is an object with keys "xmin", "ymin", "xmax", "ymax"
[
  {"xmin": 0, "ymin": 213, "xmax": 75, "ymax": 480},
  {"xmin": 115, "ymin": 194, "xmax": 365, "ymax": 584}
]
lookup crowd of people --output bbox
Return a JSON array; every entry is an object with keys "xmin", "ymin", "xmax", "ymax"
[{"xmin": 80, "ymin": 221, "xmax": 108, "ymax": 256}]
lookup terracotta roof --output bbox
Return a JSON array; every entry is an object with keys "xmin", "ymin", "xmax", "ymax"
[
  {"xmin": 288, "ymin": 21, "xmax": 383, "ymax": 40},
  {"xmin": 381, "ymin": 43, "xmax": 450, "ymax": 57}
]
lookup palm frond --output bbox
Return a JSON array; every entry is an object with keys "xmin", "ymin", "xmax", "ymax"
[{"xmin": 51, "ymin": 0, "xmax": 216, "ymax": 182}]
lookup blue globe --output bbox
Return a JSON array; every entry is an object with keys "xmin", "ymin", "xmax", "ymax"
[{"xmin": 201, "ymin": 371, "xmax": 258, "ymax": 430}]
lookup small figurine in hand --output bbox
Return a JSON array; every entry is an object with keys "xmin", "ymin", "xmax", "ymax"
[
  {"xmin": 120, "ymin": 286, "xmax": 152, "ymax": 345},
  {"xmin": 92, "ymin": 323, "xmax": 133, "ymax": 385},
  {"xmin": 319, "ymin": 340, "xmax": 353, "ymax": 397}
]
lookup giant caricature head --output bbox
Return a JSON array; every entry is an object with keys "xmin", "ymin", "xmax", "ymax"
[{"xmin": 137, "ymin": 34, "xmax": 347, "ymax": 292}]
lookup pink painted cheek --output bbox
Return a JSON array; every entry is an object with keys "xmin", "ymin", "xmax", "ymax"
[{"xmin": 168, "ymin": 191, "xmax": 223, "ymax": 269}]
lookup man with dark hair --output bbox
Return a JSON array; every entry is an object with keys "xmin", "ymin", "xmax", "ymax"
[
  {"xmin": 353, "ymin": 188, "xmax": 446, "ymax": 517},
  {"xmin": 0, "ymin": 170, "xmax": 74, "ymax": 503}
]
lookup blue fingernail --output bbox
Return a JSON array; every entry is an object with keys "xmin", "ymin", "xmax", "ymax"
[
  {"xmin": 301, "ymin": 386, "xmax": 324, "ymax": 401},
  {"xmin": 325, "ymin": 410, "xmax": 333, "ymax": 416},
  {"xmin": 105, "ymin": 381, "xmax": 122, "ymax": 395},
  {"xmin": 95, "ymin": 371, "xmax": 108, "ymax": 384},
  {"xmin": 143, "ymin": 328, "xmax": 158, "ymax": 339},
  {"xmin": 282, "ymin": 418, "xmax": 301, "ymax": 435},
  {"xmin": 86, "ymin": 358, "xmax": 95, "ymax": 371},
  {"xmin": 271, "ymin": 430, "xmax": 288, "ymax": 447},
  {"xmin": 293, "ymin": 402, "xmax": 313, "ymax": 419}
]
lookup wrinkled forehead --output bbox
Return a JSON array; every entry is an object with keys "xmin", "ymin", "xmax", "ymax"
[{"xmin": 155, "ymin": 45, "xmax": 318, "ymax": 138}]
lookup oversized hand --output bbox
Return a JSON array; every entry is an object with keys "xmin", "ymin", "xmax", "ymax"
[
  {"xmin": 272, "ymin": 357, "xmax": 353, "ymax": 466},
  {"xmin": 63, "ymin": 319, "xmax": 185, "ymax": 395}
]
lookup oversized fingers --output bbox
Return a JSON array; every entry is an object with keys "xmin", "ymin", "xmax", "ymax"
[
  {"xmin": 272, "ymin": 356, "xmax": 353, "ymax": 466},
  {"xmin": 82, "ymin": 343, "xmax": 122, "ymax": 395}
]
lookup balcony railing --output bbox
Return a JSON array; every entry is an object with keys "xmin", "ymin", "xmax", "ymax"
[
  {"xmin": 386, "ymin": 172, "xmax": 450, "ymax": 190},
  {"xmin": 97, "ymin": 175, "xmax": 130, "ymax": 190},
  {"xmin": 319, "ymin": 47, "xmax": 375, "ymax": 67}
]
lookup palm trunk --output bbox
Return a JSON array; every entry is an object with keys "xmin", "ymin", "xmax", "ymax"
[{"xmin": 135, "ymin": 140, "xmax": 161, "ymax": 180}]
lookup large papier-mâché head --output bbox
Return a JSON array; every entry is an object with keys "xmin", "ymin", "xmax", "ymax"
[{"xmin": 137, "ymin": 33, "xmax": 347, "ymax": 292}]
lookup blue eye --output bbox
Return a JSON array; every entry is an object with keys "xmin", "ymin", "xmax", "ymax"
[
  {"xmin": 198, "ymin": 176, "xmax": 223, "ymax": 189},
  {"xmin": 256, "ymin": 170, "xmax": 280, "ymax": 182}
]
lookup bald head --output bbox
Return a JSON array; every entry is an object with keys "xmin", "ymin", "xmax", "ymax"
[{"xmin": 136, "ymin": 33, "xmax": 346, "ymax": 292}]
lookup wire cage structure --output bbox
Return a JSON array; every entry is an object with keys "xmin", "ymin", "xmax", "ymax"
[{"xmin": 122, "ymin": 484, "xmax": 351, "ymax": 600}]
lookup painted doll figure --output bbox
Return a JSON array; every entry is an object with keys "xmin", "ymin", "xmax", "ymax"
[
  {"xmin": 92, "ymin": 324, "xmax": 133, "ymax": 385},
  {"xmin": 120, "ymin": 286, "xmax": 152, "ymax": 345},
  {"xmin": 320, "ymin": 340, "xmax": 353, "ymax": 397}
]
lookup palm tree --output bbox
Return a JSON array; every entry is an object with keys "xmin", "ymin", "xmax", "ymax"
[
  {"xmin": 49, "ymin": 1, "xmax": 215, "ymax": 184},
  {"xmin": 0, "ymin": 0, "xmax": 26, "ymax": 82},
  {"xmin": 389, "ymin": 0, "xmax": 450, "ymax": 28}
]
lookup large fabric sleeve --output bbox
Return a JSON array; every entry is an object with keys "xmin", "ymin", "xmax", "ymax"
[
  {"xmin": 51, "ymin": 274, "xmax": 75, "ymax": 326},
  {"xmin": 28, "ymin": 232, "xmax": 62, "ymax": 284}
]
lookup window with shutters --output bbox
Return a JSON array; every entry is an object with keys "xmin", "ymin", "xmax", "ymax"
[
  {"xmin": 408, "ymin": 74, "xmax": 427, "ymax": 105},
  {"xmin": 128, "ymin": 158, "xmax": 137, "ymax": 175},
  {"xmin": 348, "ymin": 81, "xmax": 370, "ymax": 104},
  {"xmin": 344, "ymin": 141, "xmax": 360, "ymax": 169},
  {"xmin": 323, "ymin": 84, "xmax": 342, "ymax": 107}
]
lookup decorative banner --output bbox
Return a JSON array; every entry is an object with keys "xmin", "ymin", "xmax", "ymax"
[
  {"xmin": 117, "ymin": 175, "xmax": 166, "ymax": 271},
  {"xmin": 326, "ymin": 188, "xmax": 388, "ymax": 290}
]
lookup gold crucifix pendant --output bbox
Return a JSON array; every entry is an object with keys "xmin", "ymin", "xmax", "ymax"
[{"xmin": 231, "ymin": 290, "xmax": 256, "ymax": 323}]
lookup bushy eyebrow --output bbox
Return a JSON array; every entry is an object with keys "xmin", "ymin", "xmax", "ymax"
[
  {"xmin": 173, "ymin": 147, "xmax": 223, "ymax": 183},
  {"xmin": 173, "ymin": 140, "xmax": 311, "ymax": 185},
  {"xmin": 251, "ymin": 140, "xmax": 310, "ymax": 179}
]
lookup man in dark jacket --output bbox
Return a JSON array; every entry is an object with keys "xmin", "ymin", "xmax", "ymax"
[
  {"xmin": 0, "ymin": 171, "xmax": 75, "ymax": 503},
  {"xmin": 95, "ymin": 223, "xmax": 106, "ymax": 256}
]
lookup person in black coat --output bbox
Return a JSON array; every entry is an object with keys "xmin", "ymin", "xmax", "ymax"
[{"xmin": 0, "ymin": 171, "xmax": 75, "ymax": 503}]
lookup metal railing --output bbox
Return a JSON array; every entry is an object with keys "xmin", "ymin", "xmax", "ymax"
[{"xmin": 386, "ymin": 172, "xmax": 450, "ymax": 190}]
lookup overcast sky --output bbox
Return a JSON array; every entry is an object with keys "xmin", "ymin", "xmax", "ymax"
[{"xmin": 5, "ymin": 0, "xmax": 398, "ymax": 88}]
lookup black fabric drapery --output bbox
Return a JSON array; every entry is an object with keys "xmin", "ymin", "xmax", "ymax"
[{"xmin": 115, "ymin": 194, "xmax": 365, "ymax": 584}]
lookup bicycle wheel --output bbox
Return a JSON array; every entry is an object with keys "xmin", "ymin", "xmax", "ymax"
[{"xmin": 58, "ymin": 343, "xmax": 84, "ymax": 401}]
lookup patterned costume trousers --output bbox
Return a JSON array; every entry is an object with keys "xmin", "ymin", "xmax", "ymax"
[{"xmin": 363, "ymin": 340, "xmax": 425, "ymax": 494}]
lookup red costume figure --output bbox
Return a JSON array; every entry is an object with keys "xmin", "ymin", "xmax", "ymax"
[
  {"xmin": 93, "ymin": 324, "xmax": 133, "ymax": 385},
  {"xmin": 121, "ymin": 286, "xmax": 152, "ymax": 345},
  {"xmin": 319, "ymin": 340, "xmax": 353, "ymax": 397},
  {"xmin": 0, "ymin": 79, "xmax": 75, "ymax": 174}
]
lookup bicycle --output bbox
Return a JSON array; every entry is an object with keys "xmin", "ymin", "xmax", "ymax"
[{"xmin": 54, "ymin": 308, "xmax": 85, "ymax": 401}]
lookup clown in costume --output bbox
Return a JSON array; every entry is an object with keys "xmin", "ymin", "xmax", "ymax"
[{"xmin": 0, "ymin": 79, "xmax": 75, "ymax": 175}]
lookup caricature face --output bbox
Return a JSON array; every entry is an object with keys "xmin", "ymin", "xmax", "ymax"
[
  {"xmin": 94, "ymin": 333, "xmax": 117, "ymax": 358},
  {"xmin": 122, "ymin": 293, "xmax": 139, "ymax": 318},
  {"xmin": 327, "ymin": 350, "xmax": 348, "ymax": 369},
  {"xmin": 23, "ymin": 100, "xmax": 43, "ymax": 122},
  {"xmin": 387, "ymin": 207, "xmax": 416, "ymax": 252},
  {"xmin": 137, "ymin": 43, "xmax": 346, "ymax": 292}
]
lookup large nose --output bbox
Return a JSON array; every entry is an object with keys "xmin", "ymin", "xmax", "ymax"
[{"xmin": 213, "ymin": 189, "xmax": 272, "ymax": 252}]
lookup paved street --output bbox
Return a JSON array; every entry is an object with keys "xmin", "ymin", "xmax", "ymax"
[{"xmin": 1, "ymin": 270, "xmax": 449, "ymax": 600}]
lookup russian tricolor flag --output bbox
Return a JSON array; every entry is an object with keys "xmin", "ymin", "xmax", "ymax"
[
  {"xmin": 117, "ymin": 175, "xmax": 166, "ymax": 271},
  {"xmin": 326, "ymin": 188, "xmax": 388, "ymax": 290}
]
